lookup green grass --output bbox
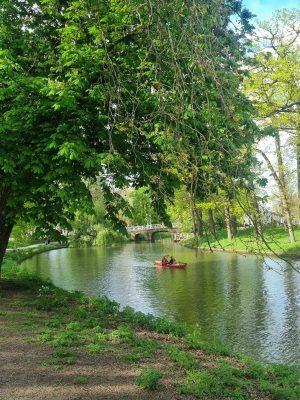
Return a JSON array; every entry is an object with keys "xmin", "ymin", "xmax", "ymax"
[
  {"xmin": 109, "ymin": 324, "xmax": 135, "ymax": 342},
  {"xmin": 243, "ymin": 358, "xmax": 300, "ymax": 400},
  {"xmin": 44, "ymin": 349, "xmax": 77, "ymax": 366},
  {"xmin": 180, "ymin": 363, "xmax": 251, "ymax": 400},
  {"xmin": 124, "ymin": 339, "xmax": 161, "ymax": 364},
  {"xmin": 85, "ymin": 343, "xmax": 102, "ymax": 354},
  {"xmin": 164, "ymin": 344, "xmax": 198, "ymax": 370},
  {"xmin": 184, "ymin": 227, "xmax": 300, "ymax": 257},
  {"xmin": 186, "ymin": 327, "xmax": 231, "ymax": 356},
  {"xmin": 135, "ymin": 369, "xmax": 162, "ymax": 390}
]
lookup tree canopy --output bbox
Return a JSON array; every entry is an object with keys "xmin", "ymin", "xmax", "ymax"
[{"xmin": 0, "ymin": 0, "xmax": 259, "ymax": 268}]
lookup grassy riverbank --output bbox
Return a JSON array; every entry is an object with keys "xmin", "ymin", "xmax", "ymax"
[
  {"xmin": 2, "ymin": 243, "xmax": 68, "ymax": 277},
  {"xmin": 183, "ymin": 227, "xmax": 300, "ymax": 258},
  {"xmin": 0, "ymin": 247, "xmax": 299, "ymax": 399}
]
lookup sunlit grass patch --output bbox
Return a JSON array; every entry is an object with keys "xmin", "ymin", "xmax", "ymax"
[
  {"xmin": 184, "ymin": 227, "xmax": 300, "ymax": 256},
  {"xmin": 109, "ymin": 324, "xmax": 135, "ymax": 343}
]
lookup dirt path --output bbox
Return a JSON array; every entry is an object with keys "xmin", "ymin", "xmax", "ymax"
[{"xmin": 0, "ymin": 286, "xmax": 195, "ymax": 400}]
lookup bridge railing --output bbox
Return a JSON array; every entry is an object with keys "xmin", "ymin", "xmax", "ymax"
[{"xmin": 127, "ymin": 224, "xmax": 178, "ymax": 232}]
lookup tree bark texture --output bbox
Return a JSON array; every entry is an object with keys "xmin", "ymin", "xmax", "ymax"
[{"xmin": 0, "ymin": 187, "xmax": 14, "ymax": 275}]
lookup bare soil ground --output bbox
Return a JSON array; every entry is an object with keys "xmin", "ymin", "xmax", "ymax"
[{"xmin": 0, "ymin": 286, "xmax": 196, "ymax": 400}]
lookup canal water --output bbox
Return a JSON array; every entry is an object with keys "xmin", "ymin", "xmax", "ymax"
[{"xmin": 21, "ymin": 242, "xmax": 300, "ymax": 365}]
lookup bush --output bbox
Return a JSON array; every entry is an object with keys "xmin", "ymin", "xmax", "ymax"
[{"xmin": 135, "ymin": 369, "xmax": 162, "ymax": 390}]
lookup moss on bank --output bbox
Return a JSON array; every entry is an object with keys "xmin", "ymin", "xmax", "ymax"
[
  {"xmin": 0, "ymin": 247, "xmax": 299, "ymax": 399},
  {"xmin": 183, "ymin": 227, "xmax": 300, "ymax": 258}
]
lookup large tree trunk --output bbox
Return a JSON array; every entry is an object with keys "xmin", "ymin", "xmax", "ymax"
[
  {"xmin": 0, "ymin": 223, "xmax": 13, "ymax": 276},
  {"xmin": 0, "ymin": 187, "xmax": 14, "ymax": 276},
  {"xmin": 257, "ymin": 146, "xmax": 295, "ymax": 243},
  {"xmin": 224, "ymin": 204, "xmax": 233, "ymax": 241},
  {"xmin": 208, "ymin": 208, "xmax": 217, "ymax": 240}
]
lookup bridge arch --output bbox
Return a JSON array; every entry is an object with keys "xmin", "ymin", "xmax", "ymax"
[
  {"xmin": 127, "ymin": 224, "xmax": 179, "ymax": 242},
  {"xmin": 131, "ymin": 232, "xmax": 146, "ymax": 241}
]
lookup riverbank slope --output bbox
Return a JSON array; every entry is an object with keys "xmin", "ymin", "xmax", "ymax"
[
  {"xmin": 0, "ymin": 247, "xmax": 299, "ymax": 400},
  {"xmin": 182, "ymin": 227, "xmax": 300, "ymax": 258}
]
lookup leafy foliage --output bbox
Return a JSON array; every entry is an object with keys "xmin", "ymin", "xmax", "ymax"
[{"xmin": 244, "ymin": 9, "xmax": 300, "ymax": 131}]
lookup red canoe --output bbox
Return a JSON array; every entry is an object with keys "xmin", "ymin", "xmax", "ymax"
[{"xmin": 155, "ymin": 260, "xmax": 187, "ymax": 268}]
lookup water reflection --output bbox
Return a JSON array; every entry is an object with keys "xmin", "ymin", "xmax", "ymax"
[{"xmin": 21, "ymin": 242, "xmax": 300, "ymax": 364}]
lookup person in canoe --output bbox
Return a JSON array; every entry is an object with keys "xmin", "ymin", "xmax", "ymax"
[
  {"xmin": 161, "ymin": 255, "xmax": 169, "ymax": 266},
  {"xmin": 169, "ymin": 256, "xmax": 175, "ymax": 265}
]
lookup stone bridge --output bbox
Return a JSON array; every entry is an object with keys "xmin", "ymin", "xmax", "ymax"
[{"xmin": 126, "ymin": 224, "xmax": 180, "ymax": 242}]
